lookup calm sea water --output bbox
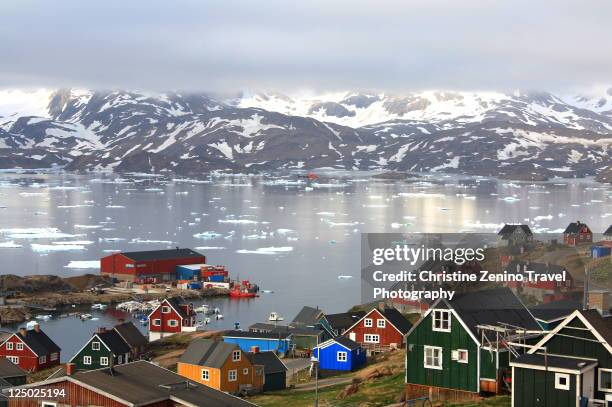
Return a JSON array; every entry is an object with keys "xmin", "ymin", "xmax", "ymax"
[{"xmin": 0, "ymin": 171, "xmax": 610, "ymax": 361}]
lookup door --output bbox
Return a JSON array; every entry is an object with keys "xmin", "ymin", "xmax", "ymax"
[
  {"xmin": 349, "ymin": 332, "xmax": 356, "ymax": 341},
  {"xmin": 581, "ymin": 368, "xmax": 594, "ymax": 401}
]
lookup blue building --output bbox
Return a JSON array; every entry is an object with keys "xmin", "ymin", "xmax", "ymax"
[
  {"xmin": 222, "ymin": 330, "xmax": 292, "ymax": 356},
  {"xmin": 312, "ymin": 337, "xmax": 366, "ymax": 373}
]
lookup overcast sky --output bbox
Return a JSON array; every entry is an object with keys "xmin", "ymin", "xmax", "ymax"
[{"xmin": 1, "ymin": 0, "xmax": 611, "ymax": 95}]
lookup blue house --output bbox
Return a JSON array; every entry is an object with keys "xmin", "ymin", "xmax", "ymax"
[
  {"xmin": 222, "ymin": 330, "xmax": 292, "ymax": 356},
  {"xmin": 312, "ymin": 337, "xmax": 366, "ymax": 373}
]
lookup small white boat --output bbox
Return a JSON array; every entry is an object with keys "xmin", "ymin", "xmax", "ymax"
[
  {"xmin": 337, "ymin": 275, "xmax": 353, "ymax": 280},
  {"xmin": 35, "ymin": 314, "xmax": 52, "ymax": 320},
  {"xmin": 26, "ymin": 320, "xmax": 38, "ymax": 329},
  {"xmin": 195, "ymin": 305, "xmax": 209, "ymax": 313},
  {"xmin": 91, "ymin": 303, "xmax": 107, "ymax": 310},
  {"xmin": 268, "ymin": 312, "xmax": 284, "ymax": 322},
  {"xmin": 215, "ymin": 314, "xmax": 224, "ymax": 320},
  {"xmin": 80, "ymin": 314, "xmax": 93, "ymax": 320}
]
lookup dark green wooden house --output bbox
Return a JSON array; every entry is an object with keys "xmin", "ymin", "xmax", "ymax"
[
  {"xmin": 405, "ymin": 287, "xmax": 542, "ymax": 402},
  {"xmin": 511, "ymin": 309, "xmax": 612, "ymax": 406},
  {"xmin": 69, "ymin": 328, "xmax": 131, "ymax": 371},
  {"xmin": 248, "ymin": 350, "xmax": 288, "ymax": 391}
]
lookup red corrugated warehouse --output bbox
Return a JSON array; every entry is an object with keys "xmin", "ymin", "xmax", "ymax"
[{"xmin": 100, "ymin": 248, "xmax": 206, "ymax": 283}]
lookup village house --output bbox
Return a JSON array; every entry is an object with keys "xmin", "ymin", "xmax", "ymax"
[
  {"xmin": 604, "ymin": 225, "xmax": 612, "ymax": 242},
  {"xmin": 498, "ymin": 224, "xmax": 534, "ymax": 249},
  {"xmin": 0, "ymin": 358, "xmax": 26, "ymax": 388},
  {"xmin": 100, "ymin": 248, "xmax": 206, "ymax": 283},
  {"xmin": 510, "ymin": 309, "xmax": 612, "ymax": 406},
  {"xmin": 0, "ymin": 325, "xmax": 60, "ymax": 372},
  {"xmin": 113, "ymin": 320, "xmax": 148, "ymax": 360},
  {"xmin": 325, "ymin": 311, "xmax": 366, "ymax": 336},
  {"xmin": 506, "ymin": 261, "xmax": 575, "ymax": 301},
  {"xmin": 563, "ymin": 221, "xmax": 593, "ymax": 246},
  {"xmin": 529, "ymin": 299, "xmax": 582, "ymax": 330},
  {"xmin": 405, "ymin": 287, "xmax": 542, "ymax": 402},
  {"xmin": 177, "ymin": 338, "xmax": 264, "ymax": 395},
  {"xmin": 148, "ymin": 297, "xmax": 197, "ymax": 341},
  {"xmin": 69, "ymin": 327, "xmax": 132, "ymax": 372},
  {"xmin": 248, "ymin": 324, "xmax": 324, "ymax": 351},
  {"xmin": 312, "ymin": 337, "xmax": 366, "ymax": 375},
  {"xmin": 222, "ymin": 331, "xmax": 293, "ymax": 356},
  {"xmin": 3, "ymin": 360, "xmax": 256, "ymax": 407},
  {"xmin": 248, "ymin": 349, "xmax": 288, "ymax": 392},
  {"xmin": 344, "ymin": 304, "xmax": 412, "ymax": 354}
]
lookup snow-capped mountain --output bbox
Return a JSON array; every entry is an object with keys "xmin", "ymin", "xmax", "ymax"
[{"xmin": 0, "ymin": 88, "xmax": 610, "ymax": 181}]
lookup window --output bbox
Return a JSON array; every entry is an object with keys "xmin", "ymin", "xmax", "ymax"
[
  {"xmin": 7, "ymin": 356, "xmax": 19, "ymax": 364},
  {"xmin": 432, "ymin": 310, "xmax": 451, "ymax": 332},
  {"xmin": 555, "ymin": 373, "xmax": 570, "ymax": 391},
  {"xmin": 232, "ymin": 350, "xmax": 241, "ymax": 362},
  {"xmin": 39, "ymin": 355, "xmax": 46, "ymax": 364},
  {"xmin": 168, "ymin": 319, "xmax": 178, "ymax": 327},
  {"xmin": 364, "ymin": 318, "xmax": 373, "ymax": 327},
  {"xmin": 41, "ymin": 403, "xmax": 57, "ymax": 407},
  {"xmin": 364, "ymin": 334, "xmax": 380, "ymax": 343},
  {"xmin": 457, "ymin": 349, "xmax": 468, "ymax": 363},
  {"xmin": 599, "ymin": 368, "xmax": 612, "ymax": 392},
  {"xmin": 162, "ymin": 306, "xmax": 171, "ymax": 314},
  {"xmin": 125, "ymin": 264, "xmax": 135, "ymax": 268},
  {"xmin": 424, "ymin": 346, "xmax": 443, "ymax": 370},
  {"xmin": 152, "ymin": 319, "xmax": 161, "ymax": 326},
  {"xmin": 243, "ymin": 368, "xmax": 249, "ymax": 375},
  {"xmin": 5, "ymin": 342, "xmax": 13, "ymax": 350},
  {"xmin": 50, "ymin": 352, "xmax": 58, "ymax": 361},
  {"xmin": 118, "ymin": 355, "xmax": 123, "ymax": 364},
  {"xmin": 100, "ymin": 357, "xmax": 109, "ymax": 366},
  {"xmin": 16, "ymin": 343, "xmax": 23, "ymax": 351},
  {"xmin": 83, "ymin": 356, "xmax": 92, "ymax": 365},
  {"xmin": 228, "ymin": 370, "xmax": 237, "ymax": 382},
  {"xmin": 377, "ymin": 319, "xmax": 386, "ymax": 328},
  {"xmin": 92, "ymin": 341, "xmax": 100, "ymax": 350},
  {"xmin": 202, "ymin": 369, "xmax": 209, "ymax": 381},
  {"xmin": 337, "ymin": 351, "xmax": 348, "ymax": 362}
]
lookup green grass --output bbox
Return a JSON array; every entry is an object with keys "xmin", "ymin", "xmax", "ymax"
[{"xmin": 448, "ymin": 396, "xmax": 510, "ymax": 406}]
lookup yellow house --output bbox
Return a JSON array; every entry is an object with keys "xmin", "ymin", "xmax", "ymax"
[{"xmin": 177, "ymin": 338, "xmax": 264, "ymax": 394}]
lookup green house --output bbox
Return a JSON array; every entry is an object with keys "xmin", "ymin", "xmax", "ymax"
[
  {"xmin": 511, "ymin": 309, "xmax": 612, "ymax": 407},
  {"xmin": 405, "ymin": 287, "xmax": 542, "ymax": 402},
  {"xmin": 70, "ymin": 328, "xmax": 131, "ymax": 371}
]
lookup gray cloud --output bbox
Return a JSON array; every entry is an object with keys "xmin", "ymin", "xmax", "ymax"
[{"xmin": 1, "ymin": 0, "xmax": 611, "ymax": 94}]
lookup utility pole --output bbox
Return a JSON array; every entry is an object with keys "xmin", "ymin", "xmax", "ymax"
[
  {"xmin": 311, "ymin": 356, "xmax": 319, "ymax": 407},
  {"xmin": 583, "ymin": 266, "xmax": 589, "ymax": 310}
]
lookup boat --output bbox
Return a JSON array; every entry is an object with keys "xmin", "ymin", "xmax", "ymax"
[
  {"xmin": 215, "ymin": 314, "xmax": 224, "ymax": 320},
  {"xmin": 268, "ymin": 312, "xmax": 284, "ymax": 322},
  {"xmin": 229, "ymin": 288, "xmax": 258, "ymax": 298},
  {"xmin": 35, "ymin": 314, "xmax": 52, "ymax": 320},
  {"xmin": 194, "ymin": 305, "xmax": 210, "ymax": 313},
  {"xmin": 25, "ymin": 320, "xmax": 38, "ymax": 329},
  {"xmin": 91, "ymin": 303, "xmax": 107, "ymax": 310},
  {"xmin": 80, "ymin": 314, "xmax": 93, "ymax": 320}
]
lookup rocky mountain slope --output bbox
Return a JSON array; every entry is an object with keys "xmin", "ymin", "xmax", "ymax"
[{"xmin": 0, "ymin": 88, "xmax": 610, "ymax": 180}]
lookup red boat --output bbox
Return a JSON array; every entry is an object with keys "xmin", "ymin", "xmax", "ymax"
[
  {"xmin": 229, "ymin": 288, "xmax": 258, "ymax": 298},
  {"xmin": 229, "ymin": 279, "xmax": 259, "ymax": 298}
]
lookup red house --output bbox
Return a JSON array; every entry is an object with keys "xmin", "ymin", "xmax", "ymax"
[
  {"xmin": 100, "ymin": 248, "xmax": 206, "ymax": 283},
  {"xmin": 563, "ymin": 221, "xmax": 592, "ymax": 246},
  {"xmin": 147, "ymin": 298, "xmax": 197, "ymax": 341},
  {"xmin": 344, "ymin": 305, "xmax": 412, "ymax": 354},
  {"xmin": 0, "ymin": 325, "xmax": 61, "ymax": 372}
]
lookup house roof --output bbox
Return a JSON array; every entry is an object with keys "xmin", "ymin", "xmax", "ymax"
[
  {"xmin": 292, "ymin": 306, "xmax": 324, "ymax": 326},
  {"xmin": 248, "ymin": 323, "xmax": 277, "ymax": 332},
  {"xmin": 447, "ymin": 287, "xmax": 541, "ymax": 338},
  {"xmin": 498, "ymin": 224, "xmax": 533, "ymax": 237},
  {"xmin": 272, "ymin": 326, "xmax": 323, "ymax": 336},
  {"xmin": 165, "ymin": 298, "xmax": 190, "ymax": 319},
  {"xmin": 379, "ymin": 308, "xmax": 413, "ymax": 335},
  {"xmin": 119, "ymin": 248, "xmax": 204, "ymax": 262},
  {"xmin": 512, "ymin": 353, "xmax": 597, "ymax": 372},
  {"xmin": 325, "ymin": 311, "xmax": 366, "ymax": 331},
  {"xmin": 114, "ymin": 322, "xmax": 148, "ymax": 349},
  {"xmin": 60, "ymin": 360, "xmax": 255, "ymax": 406},
  {"xmin": 579, "ymin": 309, "xmax": 612, "ymax": 346},
  {"xmin": 316, "ymin": 336, "xmax": 361, "ymax": 351},
  {"xmin": 16, "ymin": 328, "xmax": 61, "ymax": 356},
  {"xmin": 97, "ymin": 330, "xmax": 131, "ymax": 356},
  {"xmin": 179, "ymin": 339, "xmax": 238, "ymax": 368},
  {"xmin": 223, "ymin": 330, "xmax": 292, "ymax": 340},
  {"xmin": 564, "ymin": 222, "xmax": 591, "ymax": 235},
  {"xmin": 0, "ymin": 357, "xmax": 25, "ymax": 378},
  {"xmin": 248, "ymin": 351, "xmax": 287, "ymax": 374},
  {"xmin": 605, "ymin": 225, "xmax": 612, "ymax": 236},
  {"xmin": 529, "ymin": 300, "xmax": 582, "ymax": 322}
]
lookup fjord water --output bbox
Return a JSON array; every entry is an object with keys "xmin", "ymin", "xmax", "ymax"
[{"xmin": 0, "ymin": 172, "xmax": 609, "ymax": 360}]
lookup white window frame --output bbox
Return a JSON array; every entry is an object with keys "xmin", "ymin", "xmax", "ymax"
[
  {"xmin": 555, "ymin": 373, "xmax": 570, "ymax": 391},
  {"xmin": 202, "ymin": 369, "xmax": 209, "ymax": 381},
  {"xmin": 228, "ymin": 369, "xmax": 237, "ymax": 382},
  {"xmin": 243, "ymin": 367, "xmax": 249, "ymax": 375},
  {"xmin": 5, "ymin": 342, "xmax": 13, "ymax": 350},
  {"xmin": 7, "ymin": 356, "xmax": 19, "ymax": 364},
  {"xmin": 598, "ymin": 368, "xmax": 612, "ymax": 392},
  {"xmin": 161, "ymin": 306, "xmax": 171, "ymax": 314},
  {"xmin": 50, "ymin": 352, "xmax": 58, "ymax": 361},
  {"xmin": 424, "ymin": 346, "xmax": 443, "ymax": 370},
  {"xmin": 41, "ymin": 403, "xmax": 57, "ymax": 407},
  {"xmin": 16, "ymin": 343, "xmax": 23, "ymax": 351},
  {"xmin": 232, "ymin": 350, "xmax": 241, "ymax": 362},
  {"xmin": 364, "ymin": 334, "xmax": 380, "ymax": 343},
  {"xmin": 457, "ymin": 349, "xmax": 468, "ymax": 364},
  {"xmin": 92, "ymin": 341, "xmax": 100, "ymax": 350},
  {"xmin": 152, "ymin": 319, "xmax": 161, "ymax": 326},
  {"xmin": 337, "ymin": 351, "xmax": 348, "ymax": 362},
  {"xmin": 432, "ymin": 310, "xmax": 451, "ymax": 332},
  {"xmin": 83, "ymin": 356, "xmax": 92, "ymax": 365},
  {"xmin": 364, "ymin": 318, "xmax": 373, "ymax": 327},
  {"xmin": 39, "ymin": 355, "xmax": 46, "ymax": 364},
  {"xmin": 100, "ymin": 357, "xmax": 109, "ymax": 366},
  {"xmin": 377, "ymin": 319, "xmax": 386, "ymax": 328}
]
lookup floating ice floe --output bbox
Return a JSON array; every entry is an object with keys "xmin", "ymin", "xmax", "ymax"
[
  {"xmin": 53, "ymin": 240, "xmax": 95, "ymax": 245},
  {"xmin": 193, "ymin": 231, "xmax": 222, "ymax": 239},
  {"xmin": 218, "ymin": 219, "xmax": 259, "ymax": 225},
  {"xmin": 398, "ymin": 192, "xmax": 446, "ymax": 198},
  {"xmin": 0, "ymin": 241, "xmax": 22, "ymax": 248},
  {"xmin": 105, "ymin": 205, "xmax": 125, "ymax": 209},
  {"xmin": 337, "ymin": 275, "xmax": 353, "ymax": 280},
  {"xmin": 0, "ymin": 227, "xmax": 82, "ymax": 240},
  {"xmin": 129, "ymin": 238, "xmax": 173, "ymax": 244},
  {"xmin": 65, "ymin": 260, "xmax": 100, "ymax": 269},
  {"xmin": 311, "ymin": 182, "xmax": 350, "ymax": 188},
  {"xmin": 74, "ymin": 225, "xmax": 103, "ymax": 229},
  {"xmin": 316, "ymin": 212, "xmax": 336, "ymax": 216},
  {"xmin": 463, "ymin": 221, "xmax": 505, "ymax": 230},
  {"xmin": 57, "ymin": 204, "xmax": 94, "ymax": 208},
  {"xmin": 533, "ymin": 215, "xmax": 553, "ymax": 221},
  {"xmin": 236, "ymin": 246, "xmax": 294, "ymax": 255},
  {"xmin": 276, "ymin": 228, "xmax": 295, "ymax": 235},
  {"xmin": 500, "ymin": 196, "xmax": 521, "ymax": 202},
  {"xmin": 32, "ymin": 244, "xmax": 86, "ymax": 252},
  {"xmin": 194, "ymin": 246, "xmax": 226, "ymax": 250},
  {"xmin": 99, "ymin": 237, "xmax": 126, "ymax": 242}
]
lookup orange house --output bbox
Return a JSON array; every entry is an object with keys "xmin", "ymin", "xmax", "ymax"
[{"xmin": 177, "ymin": 338, "xmax": 264, "ymax": 395}]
